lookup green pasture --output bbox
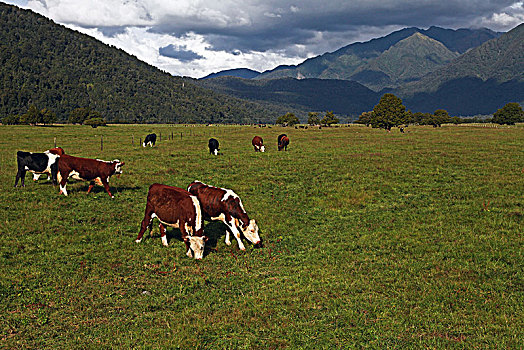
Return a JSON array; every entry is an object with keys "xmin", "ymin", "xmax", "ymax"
[{"xmin": 0, "ymin": 123, "xmax": 522, "ymax": 348}]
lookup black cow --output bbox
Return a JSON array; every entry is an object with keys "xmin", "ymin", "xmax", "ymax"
[
  {"xmin": 143, "ymin": 133, "xmax": 157, "ymax": 147},
  {"xmin": 277, "ymin": 134, "xmax": 289, "ymax": 151},
  {"xmin": 14, "ymin": 147, "xmax": 65, "ymax": 187},
  {"xmin": 208, "ymin": 138, "xmax": 219, "ymax": 155}
]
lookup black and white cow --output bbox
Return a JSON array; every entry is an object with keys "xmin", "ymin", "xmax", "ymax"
[
  {"xmin": 208, "ymin": 138, "xmax": 219, "ymax": 155},
  {"xmin": 187, "ymin": 181, "xmax": 261, "ymax": 250},
  {"xmin": 14, "ymin": 147, "xmax": 65, "ymax": 187},
  {"xmin": 143, "ymin": 133, "xmax": 157, "ymax": 147}
]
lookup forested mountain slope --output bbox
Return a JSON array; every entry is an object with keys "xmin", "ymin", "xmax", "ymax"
[{"xmin": 0, "ymin": 3, "xmax": 278, "ymax": 123}]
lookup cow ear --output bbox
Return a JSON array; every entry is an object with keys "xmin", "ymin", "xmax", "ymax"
[
  {"xmin": 183, "ymin": 237, "xmax": 189, "ymax": 243},
  {"xmin": 204, "ymin": 236, "xmax": 209, "ymax": 242}
]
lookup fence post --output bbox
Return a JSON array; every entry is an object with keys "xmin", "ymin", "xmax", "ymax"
[
  {"xmin": 54, "ymin": 137, "xmax": 56, "ymax": 148},
  {"xmin": 132, "ymin": 135, "xmax": 134, "ymax": 146}
]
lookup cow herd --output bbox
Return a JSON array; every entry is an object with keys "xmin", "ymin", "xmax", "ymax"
[{"xmin": 13, "ymin": 131, "xmax": 288, "ymax": 259}]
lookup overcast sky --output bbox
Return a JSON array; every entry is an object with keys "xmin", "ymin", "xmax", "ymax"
[{"xmin": 3, "ymin": 0, "xmax": 523, "ymax": 78}]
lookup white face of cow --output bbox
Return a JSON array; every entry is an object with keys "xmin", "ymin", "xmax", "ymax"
[
  {"xmin": 113, "ymin": 160, "xmax": 124, "ymax": 174},
  {"xmin": 186, "ymin": 236, "xmax": 207, "ymax": 259},
  {"xmin": 213, "ymin": 149, "xmax": 218, "ymax": 156},
  {"xmin": 241, "ymin": 219, "xmax": 261, "ymax": 246},
  {"xmin": 260, "ymin": 145, "xmax": 265, "ymax": 152}
]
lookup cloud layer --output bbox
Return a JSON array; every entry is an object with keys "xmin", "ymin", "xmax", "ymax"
[{"xmin": 4, "ymin": 0, "xmax": 523, "ymax": 77}]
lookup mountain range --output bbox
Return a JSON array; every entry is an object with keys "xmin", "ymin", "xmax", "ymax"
[
  {"xmin": 1, "ymin": 2, "xmax": 522, "ymax": 122},
  {"xmin": 201, "ymin": 24, "xmax": 523, "ymax": 116}
]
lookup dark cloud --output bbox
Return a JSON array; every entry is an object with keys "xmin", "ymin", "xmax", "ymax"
[
  {"xmin": 159, "ymin": 44, "xmax": 204, "ymax": 62},
  {"xmin": 98, "ymin": 26, "xmax": 128, "ymax": 37},
  {"xmin": 148, "ymin": 0, "xmax": 520, "ymax": 56}
]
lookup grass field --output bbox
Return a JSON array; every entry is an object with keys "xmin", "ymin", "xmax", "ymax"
[{"xmin": 0, "ymin": 123, "xmax": 522, "ymax": 349}]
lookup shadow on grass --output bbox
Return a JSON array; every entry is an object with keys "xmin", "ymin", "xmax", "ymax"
[
  {"xmin": 77, "ymin": 184, "xmax": 142, "ymax": 194},
  {"xmin": 143, "ymin": 220, "xmax": 262, "ymax": 257}
]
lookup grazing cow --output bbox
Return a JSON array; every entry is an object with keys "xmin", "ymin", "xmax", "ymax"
[
  {"xmin": 187, "ymin": 181, "xmax": 261, "ymax": 250},
  {"xmin": 136, "ymin": 184, "xmax": 208, "ymax": 259},
  {"xmin": 252, "ymin": 136, "xmax": 265, "ymax": 152},
  {"xmin": 208, "ymin": 138, "xmax": 219, "ymax": 155},
  {"xmin": 57, "ymin": 155, "xmax": 124, "ymax": 198},
  {"xmin": 14, "ymin": 147, "xmax": 65, "ymax": 187},
  {"xmin": 143, "ymin": 133, "xmax": 157, "ymax": 147},
  {"xmin": 278, "ymin": 134, "xmax": 289, "ymax": 151}
]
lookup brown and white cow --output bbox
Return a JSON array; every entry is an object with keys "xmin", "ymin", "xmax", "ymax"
[
  {"xmin": 136, "ymin": 183, "xmax": 208, "ymax": 259},
  {"xmin": 187, "ymin": 181, "xmax": 261, "ymax": 250},
  {"xmin": 15, "ymin": 147, "xmax": 65, "ymax": 187},
  {"xmin": 252, "ymin": 136, "xmax": 265, "ymax": 152},
  {"xmin": 57, "ymin": 155, "xmax": 124, "ymax": 198}
]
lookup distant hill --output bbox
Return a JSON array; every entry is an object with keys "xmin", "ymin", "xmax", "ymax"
[
  {"xmin": 197, "ymin": 77, "xmax": 379, "ymax": 117},
  {"xmin": 200, "ymin": 24, "xmax": 522, "ymax": 118},
  {"xmin": 0, "ymin": 3, "xmax": 278, "ymax": 124},
  {"xmin": 398, "ymin": 23, "xmax": 524, "ymax": 115},
  {"xmin": 201, "ymin": 68, "xmax": 261, "ymax": 80},
  {"xmin": 348, "ymin": 32, "xmax": 459, "ymax": 91},
  {"xmin": 256, "ymin": 26, "xmax": 501, "ymax": 91}
]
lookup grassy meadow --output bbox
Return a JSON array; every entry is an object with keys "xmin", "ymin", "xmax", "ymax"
[{"xmin": 0, "ymin": 123, "xmax": 522, "ymax": 348}]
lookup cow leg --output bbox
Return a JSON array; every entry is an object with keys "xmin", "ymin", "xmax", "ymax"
[
  {"xmin": 59, "ymin": 174, "xmax": 68, "ymax": 196},
  {"xmin": 87, "ymin": 181, "xmax": 95, "ymax": 194},
  {"xmin": 225, "ymin": 230, "xmax": 231, "ymax": 246},
  {"xmin": 136, "ymin": 208, "xmax": 154, "ymax": 243},
  {"xmin": 100, "ymin": 178, "xmax": 114, "ymax": 198},
  {"xmin": 15, "ymin": 168, "xmax": 26, "ymax": 187},
  {"xmin": 179, "ymin": 224, "xmax": 193, "ymax": 258},
  {"xmin": 227, "ymin": 219, "xmax": 246, "ymax": 251},
  {"xmin": 50, "ymin": 162, "xmax": 59, "ymax": 186},
  {"xmin": 159, "ymin": 223, "xmax": 168, "ymax": 246}
]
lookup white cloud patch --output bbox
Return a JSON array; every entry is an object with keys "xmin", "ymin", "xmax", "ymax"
[{"xmin": 477, "ymin": 1, "xmax": 524, "ymax": 30}]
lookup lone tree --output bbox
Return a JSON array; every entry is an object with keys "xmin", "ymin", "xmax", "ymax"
[
  {"xmin": 432, "ymin": 109, "xmax": 451, "ymax": 127},
  {"xmin": 276, "ymin": 112, "xmax": 299, "ymax": 126},
  {"xmin": 369, "ymin": 93, "xmax": 410, "ymax": 131},
  {"xmin": 308, "ymin": 112, "xmax": 320, "ymax": 125},
  {"xmin": 492, "ymin": 102, "xmax": 524, "ymax": 125},
  {"xmin": 84, "ymin": 117, "xmax": 107, "ymax": 128},
  {"xmin": 321, "ymin": 111, "xmax": 340, "ymax": 126}
]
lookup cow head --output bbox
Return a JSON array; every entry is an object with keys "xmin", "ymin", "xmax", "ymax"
[
  {"xmin": 184, "ymin": 235, "xmax": 208, "ymax": 259},
  {"xmin": 241, "ymin": 219, "xmax": 262, "ymax": 247},
  {"xmin": 112, "ymin": 160, "xmax": 125, "ymax": 175},
  {"xmin": 47, "ymin": 147, "xmax": 65, "ymax": 156},
  {"xmin": 260, "ymin": 145, "xmax": 265, "ymax": 152}
]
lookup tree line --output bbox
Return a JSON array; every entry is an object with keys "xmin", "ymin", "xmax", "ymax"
[
  {"xmin": 354, "ymin": 94, "xmax": 523, "ymax": 129},
  {"xmin": 273, "ymin": 94, "xmax": 522, "ymax": 128}
]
